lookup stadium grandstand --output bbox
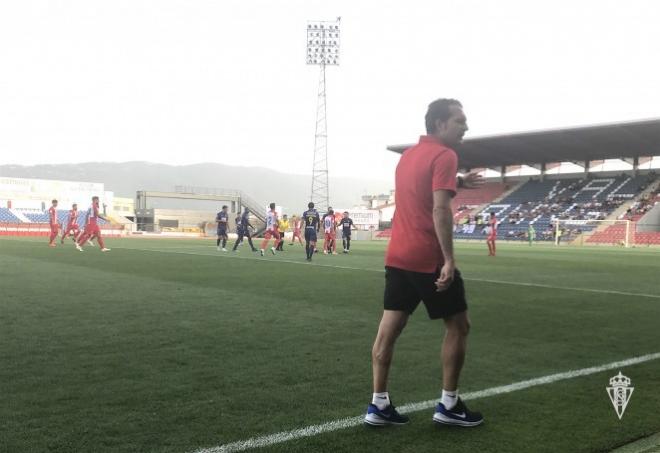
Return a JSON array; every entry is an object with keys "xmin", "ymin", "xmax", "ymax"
[
  {"xmin": 0, "ymin": 176, "xmax": 123, "ymax": 237},
  {"xmin": 385, "ymin": 118, "xmax": 660, "ymax": 246}
]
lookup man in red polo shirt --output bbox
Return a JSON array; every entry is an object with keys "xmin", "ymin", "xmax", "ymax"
[{"xmin": 365, "ymin": 99, "xmax": 483, "ymax": 427}]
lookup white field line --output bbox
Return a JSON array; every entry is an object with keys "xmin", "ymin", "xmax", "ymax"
[
  {"xmin": 112, "ymin": 246, "xmax": 660, "ymax": 300},
  {"xmin": 193, "ymin": 352, "xmax": 660, "ymax": 453}
]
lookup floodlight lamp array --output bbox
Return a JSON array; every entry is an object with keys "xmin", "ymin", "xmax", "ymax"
[{"xmin": 306, "ymin": 21, "xmax": 341, "ymax": 66}]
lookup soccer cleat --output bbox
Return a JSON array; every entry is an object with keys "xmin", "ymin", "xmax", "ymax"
[
  {"xmin": 433, "ymin": 398, "xmax": 483, "ymax": 427},
  {"xmin": 332, "ymin": 252, "xmax": 338, "ymax": 255},
  {"xmin": 48, "ymin": 243, "xmax": 56, "ymax": 247},
  {"xmin": 222, "ymin": 248, "xmax": 227, "ymax": 252},
  {"xmin": 323, "ymin": 250, "xmax": 328, "ymax": 255},
  {"xmin": 76, "ymin": 245, "xmax": 84, "ymax": 252},
  {"xmin": 270, "ymin": 247, "xmax": 276, "ymax": 255},
  {"xmin": 260, "ymin": 249, "xmax": 265, "ymax": 256},
  {"xmin": 101, "ymin": 248, "xmax": 111, "ymax": 252},
  {"xmin": 88, "ymin": 241, "xmax": 95, "ymax": 247},
  {"xmin": 364, "ymin": 403, "xmax": 410, "ymax": 426}
]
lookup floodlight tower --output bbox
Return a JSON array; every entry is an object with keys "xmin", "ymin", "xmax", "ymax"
[{"xmin": 306, "ymin": 18, "xmax": 340, "ymax": 213}]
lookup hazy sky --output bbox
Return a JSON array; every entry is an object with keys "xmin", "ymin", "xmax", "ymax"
[{"xmin": 1, "ymin": 0, "xmax": 659, "ymax": 181}]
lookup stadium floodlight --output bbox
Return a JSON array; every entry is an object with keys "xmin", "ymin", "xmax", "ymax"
[
  {"xmin": 306, "ymin": 19, "xmax": 341, "ymax": 66},
  {"xmin": 306, "ymin": 17, "xmax": 341, "ymax": 213}
]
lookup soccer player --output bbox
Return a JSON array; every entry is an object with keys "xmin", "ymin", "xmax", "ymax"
[
  {"xmin": 338, "ymin": 211, "xmax": 355, "ymax": 253},
  {"xmin": 486, "ymin": 211, "xmax": 497, "ymax": 256},
  {"xmin": 322, "ymin": 209, "xmax": 337, "ymax": 254},
  {"xmin": 47, "ymin": 199, "xmax": 59, "ymax": 247},
  {"xmin": 302, "ymin": 202, "xmax": 320, "ymax": 261},
  {"xmin": 60, "ymin": 203, "xmax": 81, "ymax": 244},
  {"xmin": 260, "ymin": 202, "xmax": 280, "ymax": 256},
  {"xmin": 365, "ymin": 98, "xmax": 483, "ymax": 427},
  {"xmin": 527, "ymin": 224, "xmax": 536, "ymax": 246},
  {"xmin": 289, "ymin": 215, "xmax": 304, "ymax": 246},
  {"xmin": 275, "ymin": 214, "xmax": 289, "ymax": 251},
  {"xmin": 76, "ymin": 196, "xmax": 110, "ymax": 252},
  {"xmin": 232, "ymin": 207, "xmax": 257, "ymax": 252},
  {"xmin": 216, "ymin": 205, "xmax": 229, "ymax": 251}
]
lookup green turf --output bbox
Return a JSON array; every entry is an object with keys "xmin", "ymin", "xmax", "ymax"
[{"xmin": 1, "ymin": 237, "xmax": 659, "ymax": 453}]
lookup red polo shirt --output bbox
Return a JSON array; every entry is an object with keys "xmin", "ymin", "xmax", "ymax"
[{"xmin": 385, "ymin": 135, "xmax": 458, "ymax": 273}]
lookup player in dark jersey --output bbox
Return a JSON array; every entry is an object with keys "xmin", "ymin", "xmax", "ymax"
[
  {"xmin": 302, "ymin": 202, "xmax": 321, "ymax": 262},
  {"xmin": 338, "ymin": 211, "xmax": 355, "ymax": 253},
  {"xmin": 216, "ymin": 205, "xmax": 229, "ymax": 251},
  {"xmin": 232, "ymin": 207, "xmax": 257, "ymax": 252}
]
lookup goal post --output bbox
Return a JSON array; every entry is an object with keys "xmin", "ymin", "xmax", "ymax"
[{"xmin": 553, "ymin": 219, "xmax": 634, "ymax": 247}]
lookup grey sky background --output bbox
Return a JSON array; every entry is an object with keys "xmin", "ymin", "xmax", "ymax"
[{"xmin": 1, "ymin": 0, "xmax": 659, "ymax": 181}]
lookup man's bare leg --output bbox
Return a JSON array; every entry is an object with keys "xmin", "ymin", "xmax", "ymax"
[
  {"xmin": 372, "ymin": 310, "xmax": 408, "ymax": 392},
  {"xmin": 366, "ymin": 309, "xmax": 410, "ymax": 426},
  {"xmin": 441, "ymin": 310, "xmax": 470, "ymax": 392}
]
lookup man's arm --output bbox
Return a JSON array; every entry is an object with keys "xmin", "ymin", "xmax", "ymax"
[
  {"xmin": 432, "ymin": 189, "xmax": 455, "ymax": 292},
  {"xmin": 457, "ymin": 172, "xmax": 485, "ymax": 189}
]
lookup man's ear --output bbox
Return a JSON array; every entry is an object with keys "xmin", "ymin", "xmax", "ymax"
[{"xmin": 434, "ymin": 118, "xmax": 444, "ymax": 133}]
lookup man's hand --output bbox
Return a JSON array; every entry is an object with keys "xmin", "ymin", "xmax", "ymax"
[
  {"xmin": 435, "ymin": 260, "xmax": 455, "ymax": 292},
  {"xmin": 463, "ymin": 172, "xmax": 485, "ymax": 189}
]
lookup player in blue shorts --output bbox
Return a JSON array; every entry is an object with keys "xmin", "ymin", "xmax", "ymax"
[
  {"xmin": 232, "ymin": 207, "xmax": 257, "ymax": 252},
  {"xmin": 338, "ymin": 211, "xmax": 355, "ymax": 253},
  {"xmin": 302, "ymin": 202, "xmax": 321, "ymax": 262},
  {"xmin": 216, "ymin": 205, "xmax": 229, "ymax": 251}
]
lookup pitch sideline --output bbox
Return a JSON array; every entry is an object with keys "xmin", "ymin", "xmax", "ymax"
[{"xmin": 192, "ymin": 352, "xmax": 660, "ymax": 452}]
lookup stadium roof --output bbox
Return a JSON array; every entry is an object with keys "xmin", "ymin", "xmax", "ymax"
[{"xmin": 386, "ymin": 118, "xmax": 660, "ymax": 170}]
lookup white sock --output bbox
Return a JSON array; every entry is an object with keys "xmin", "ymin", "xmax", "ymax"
[
  {"xmin": 441, "ymin": 389, "xmax": 458, "ymax": 410},
  {"xmin": 372, "ymin": 392, "xmax": 390, "ymax": 410}
]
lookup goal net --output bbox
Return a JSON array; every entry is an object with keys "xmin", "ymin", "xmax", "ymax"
[{"xmin": 553, "ymin": 219, "xmax": 634, "ymax": 247}]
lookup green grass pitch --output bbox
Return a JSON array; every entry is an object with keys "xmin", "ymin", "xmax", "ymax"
[{"xmin": 1, "ymin": 237, "xmax": 659, "ymax": 453}]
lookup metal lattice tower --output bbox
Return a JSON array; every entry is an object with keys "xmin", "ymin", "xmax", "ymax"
[{"xmin": 307, "ymin": 18, "xmax": 340, "ymax": 213}]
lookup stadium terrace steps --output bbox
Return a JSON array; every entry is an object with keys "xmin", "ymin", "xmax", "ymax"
[
  {"xmin": 490, "ymin": 180, "xmax": 526, "ymax": 204},
  {"xmin": 8, "ymin": 209, "xmax": 31, "ymax": 223},
  {"xmin": 0, "ymin": 208, "xmax": 23, "ymax": 223}
]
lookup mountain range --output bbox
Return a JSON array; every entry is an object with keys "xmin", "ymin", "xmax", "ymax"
[{"xmin": 0, "ymin": 162, "xmax": 392, "ymax": 211}]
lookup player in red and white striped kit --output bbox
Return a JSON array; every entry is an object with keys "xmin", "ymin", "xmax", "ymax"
[
  {"xmin": 260, "ymin": 203, "xmax": 281, "ymax": 256},
  {"xmin": 486, "ymin": 211, "xmax": 497, "ymax": 256},
  {"xmin": 323, "ymin": 209, "xmax": 337, "ymax": 255},
  {"xmin": 76, "ymin": 196, "xmax": 110, "ymax": 252},
  {"xmin": 47, "ymin": 199, "xmax": 59, "ymax": 247}
]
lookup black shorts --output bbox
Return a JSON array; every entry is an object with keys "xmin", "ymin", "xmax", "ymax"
[
  {"xmin": 342, "ymin": 230, "xmax": 351, "ymax": 238},
  {"xmin": 383, "ymin": 266, "xmax": 467, "ymax": 320},
  {"xmin": 305, "ymin": 229, "xmax": 317, "ymax": 242},
  {"xmin": 217, "ymin": 228, "xmax": 227, "ymax": 237}
]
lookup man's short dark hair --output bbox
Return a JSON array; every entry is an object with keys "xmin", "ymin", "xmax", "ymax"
[
  {"xmin": 52, "ymin": 199, "xmax": 57, "ymax": 204},
  {"xmin": 92, "ymin": 196, "xmax": 99, "ymax": 201},
  {"xmin": 269, "ymin": 202, "xmax": 276, "ymax": 210},
  {"xmin": 425, "ymin": 98, "xmax": 462, "ymax": 134},
  {"xmin": 308, "ymin": 202, "xmax": 314, "ymax": 209},
  {"xmin": 222, "ymin": 205, "xmax": 228, "ymax": 209}
]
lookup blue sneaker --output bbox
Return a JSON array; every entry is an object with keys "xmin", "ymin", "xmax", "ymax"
[
  {"xmin": 433, "ymin": 398, "xmax": 483, "ymax": 427},
  {"xmin": 364, "ymin": 403, "xmax": 410, "ymax": 426}
]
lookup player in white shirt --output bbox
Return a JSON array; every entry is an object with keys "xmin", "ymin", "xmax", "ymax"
[
  {"xmin": 323, "ymin": 209, "xmax": 338, "ymax": 255},
  {"xmin": 260, "ymin": 202, "xmax": 281, "ymax": 256}
]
